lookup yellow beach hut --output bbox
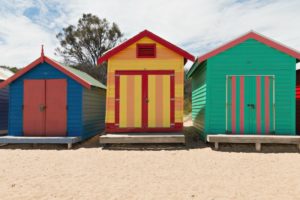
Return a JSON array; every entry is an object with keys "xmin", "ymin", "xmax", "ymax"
[{"xmin": 98, "ymin": 30, "xmax": 194, "ymax": 135}]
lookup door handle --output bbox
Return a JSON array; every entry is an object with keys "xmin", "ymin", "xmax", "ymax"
[
  {"xmin": 247, "ymin": 104, "xmax": 255, "ymax": 109},
  {"xmin": 145, "ymin": 98, "xmax": 149, "ymax": 103},
  {"xmin": 39, "ymin": 104, "xmax": 46, "ymax": 112}
]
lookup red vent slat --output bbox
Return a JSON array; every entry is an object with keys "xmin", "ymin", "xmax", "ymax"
[{"xmin": 137, "ymin": 44, "xmax": 156, "ymax": 58}]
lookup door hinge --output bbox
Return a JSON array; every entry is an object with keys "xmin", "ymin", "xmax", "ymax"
[
  {"xmin": 170, "ymin": 98, "xmax": 175, "ymax": 101},
  {"xmin": 115, "ymin": 99, "xmax": 120, "ymax": 101},
  {"xmin": 22, "ymin": 105, "xmax": 24, "ymax": 110}
]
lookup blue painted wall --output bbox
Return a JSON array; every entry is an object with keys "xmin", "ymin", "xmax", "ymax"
[
  {"xmin": 0, "ymin": 86, "xmax": 9, "ymax": 132},
  {"xmin": 8, "ymin": 63, "xmax": 83, "ymax": 137}
]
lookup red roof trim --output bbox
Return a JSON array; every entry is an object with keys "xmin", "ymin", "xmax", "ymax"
[
  {"xmin": 0, "ymin": 56, "xmax": 91, "ymax": 89},
  {"xmin": 198, "ymin": 31, "xmax": 300, "ymax": 63},
  {"xmin": 97, "ymin": 30, "xmax": 195, "ymax": 64}
]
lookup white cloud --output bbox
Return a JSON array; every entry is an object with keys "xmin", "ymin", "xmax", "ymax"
[{"xmin": 0, "ymin": 0, "xmax": 300, "ymax": 68}]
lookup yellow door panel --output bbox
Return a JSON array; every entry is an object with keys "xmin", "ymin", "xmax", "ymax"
[
  {"xmin": 148, "ymin": 75, "xmax": 171, "ymax": 128},
  {"xmin": 119, "ymin": 75, "xmax": 142, "ymax": 128}
]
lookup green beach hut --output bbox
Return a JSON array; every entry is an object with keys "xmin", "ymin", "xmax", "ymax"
[{"xmin": 186, "ymin": 31, "xmax": 300, "ymax": 141}]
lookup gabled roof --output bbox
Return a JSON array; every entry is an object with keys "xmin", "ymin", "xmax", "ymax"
[
  {"xmin": 0, "ymin": 51, "xmax": 106, "ymax": 89},
  {"xmin": 0, "ymin": 67, "xmax": 14, "ymax": 81},
  {"xmin": 197, "ymin": 31, "xmax": 300, "ymax": 63},
  {"xmin": 187, "ymin": 31, "xmax": 300, "ymax": 78},
  {"xmin": 97, "ymin": 29, "xmax": 195, "ymax": 64}
]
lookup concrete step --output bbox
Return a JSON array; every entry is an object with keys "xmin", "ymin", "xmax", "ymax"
[{"xmin": 0, "ymin": 136, "xmax": 81, "ymax": 149}]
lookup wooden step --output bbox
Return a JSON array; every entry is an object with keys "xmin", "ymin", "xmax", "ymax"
[
  {"xmin": 207, "ymin": 134, "xmax": 300, "ymax": 151},
  {"xmin": 99, "ymin": 133, "xmax": 185, "ymax": 144}
]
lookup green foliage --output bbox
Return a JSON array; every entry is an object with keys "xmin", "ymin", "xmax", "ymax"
[
  {"xmin": 184, "ymin": 68, "xmax": 192, "ymax": 114},
  {"xmin": 184, "ymin": 98, "xmax": 192, "ymax": 115},
  {"xmin": 56, "ymin": 13, "xmax": 123, "ymax": 84},
  {"xmin": 0, "ymin": 66, "xmax": 19, "ymax": 73}
]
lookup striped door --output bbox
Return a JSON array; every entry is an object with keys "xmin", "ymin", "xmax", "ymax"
[
  {"xmin": 115, "ymin": 71, "xmax": 174, "ymax": 130},
  {"xmin": 227, "ymin": 75, "xmax": 275, "ymax": 134},
  {"xmin": 118, "ymin": 75, "xmax": 142, "ymax": 128}
]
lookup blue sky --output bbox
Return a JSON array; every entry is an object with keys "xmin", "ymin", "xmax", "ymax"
[{"xmin": 0, "ymin": 0, "xmax": 300, "ymax": 69}]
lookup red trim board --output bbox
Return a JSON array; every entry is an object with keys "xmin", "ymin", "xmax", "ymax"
[
  {"xmin": 105, "ymin": 123, "xmax": 183, "ymax": 133},
  {"xmin": 0, "ymin": 55, "xmax": 92, "ymax": 89}
]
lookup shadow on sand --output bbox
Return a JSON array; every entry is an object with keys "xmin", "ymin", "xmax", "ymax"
[{"xmin": 0, "ymin": 126, "xmax": 299, "ymax": 153}]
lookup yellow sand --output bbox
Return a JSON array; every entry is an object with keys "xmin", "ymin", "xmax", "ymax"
[{"xmin": 0, "ymin": 129, "xmax": 300, "ymax": 200}]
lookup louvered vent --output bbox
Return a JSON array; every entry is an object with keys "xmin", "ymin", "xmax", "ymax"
[{"xmin": 136, "ymin": 44, "xmax": 156, "ymax": 58}]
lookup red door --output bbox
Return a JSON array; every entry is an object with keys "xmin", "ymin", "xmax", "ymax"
[
  {"xmin": 23, "ymin": 80, "xmax": 46, "ymax": 136},
  {"xmin": 45, "ymin": 80, "xmax": 67, "ymax": 136},
  {"xmin": 23, "ymin": 79, "xmax": 67, "ymax": 136}
]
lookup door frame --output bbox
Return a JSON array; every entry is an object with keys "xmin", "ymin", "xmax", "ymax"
[
  {"xmin": 111, "ymin": 70, "xmax": 180, "ymax": 132},
  {"xmin": 225, "ymin": 75, "xmax": 276, "ymax": 134}
]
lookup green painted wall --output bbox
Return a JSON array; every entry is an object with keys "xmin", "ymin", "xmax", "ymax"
[
  {"xmin": 191, "ymin": 62, "xmax": 207, "ymax": 140},
  {"xmin": 204, "ymin": 39, "xmax": 296, "ymax": 135}
]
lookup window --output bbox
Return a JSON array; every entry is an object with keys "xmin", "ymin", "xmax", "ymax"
[{"xmin": 136, "ymin": 44, "xmax": 156, "ymax": 58}]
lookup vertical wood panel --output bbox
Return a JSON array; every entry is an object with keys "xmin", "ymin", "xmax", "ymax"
[
  {"xmin": 23, "ymin": 80, "xmax": 45, "ymax": 136},
  {"xmin": 256, "ymin": 76, "xmax": 261, "ymax": 134},
  {"xmin": 119, "ymin": 76, "xmax": 127, "ymax": 128},
  {"xmin": 134, "ymin": 76, "xmax": 142, "ymax": 127},
  {"xmin": 45, "ymin": 79, "xmax": 67, "ymax": 136},
  {"xmin": 163, "ymin": 75, "xmax": 171, "ymax": 127},
  {"xmin": 148, "ymin": 75, "xmax": 156, "ymax": 128}
]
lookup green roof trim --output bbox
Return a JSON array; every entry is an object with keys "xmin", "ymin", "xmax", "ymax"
[
  {"xmin": 50, "ymin": 58, "xmax": 106, "ymax": 89},
  {"xmin": 186, "ymin": 58, "xmax": 201, "ymax": 79},
  {"xmin": 63, "ymin": 65, "xmax": 106, "ymax": 89}
]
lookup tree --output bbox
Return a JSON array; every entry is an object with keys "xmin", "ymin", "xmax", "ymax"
[
  {"xmin": 0, "ymin": 66, "xmax": 19, "ymax": 73},
  {"xmin": 55, "ymin": 13, "xmax": 123, "ymax": 83}
]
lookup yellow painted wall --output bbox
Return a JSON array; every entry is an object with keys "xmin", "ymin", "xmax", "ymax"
[{"xmin": 106, "ymin": 36, "xmax": 184, "ymax": 126}]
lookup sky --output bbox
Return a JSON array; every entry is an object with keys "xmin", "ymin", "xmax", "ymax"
[{"xmin": 0, "ymin": 0, "xmax": 300, "ymax": 69}]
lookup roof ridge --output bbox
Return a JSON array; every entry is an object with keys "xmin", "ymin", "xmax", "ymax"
[
  {"xmin": 98, "ymin": 30, "xmax": 195, "ymax": 64},
  {"xmin": 197, "ymin": 30, "xmax": 300, "ymax": 63}
]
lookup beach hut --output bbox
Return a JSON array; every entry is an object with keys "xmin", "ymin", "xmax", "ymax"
[
  {"xmin": 0, "ymin": 49, "xmax": 106, "ymax": 148},
  {"xmin": 98, "ymin": 30, "xmax": 194, "ymax": 143},
  {"xmin": 297, "ymin": 69, "xmax": 300, "ymax": 134},
  {"xmin": 0, "ymin": 68, "xmax": 14, "ymax": 135},
  {"xmin": 186, "ymin": 31, "xmax": 300, "ymax": 144}
]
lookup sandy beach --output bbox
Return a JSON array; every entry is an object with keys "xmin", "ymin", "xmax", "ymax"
[{"xmin": 0, "ymin": 126, "xmax": 300, "ymax": 200}]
